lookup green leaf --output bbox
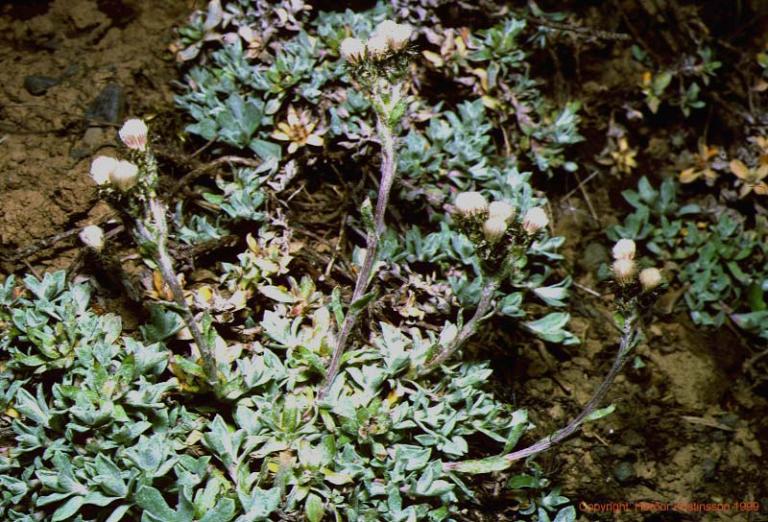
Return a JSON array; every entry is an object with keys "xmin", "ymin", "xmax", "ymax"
[
  {"xmin": 524, "ymin": 313, "xmax": 579, "ymax": 345},
  {"xmin": 450, "ymin": 455, "xmax": 510, "ymax": 475},
  {"xmin": 349, "ymin": 291, "xmax": 377, "ymax": 316},
  {"xmin": 105, "ymin": 504, "xmax": 131, "ymax": 522},
  {"xmin": 305, "ymin": 493, "xmax": 325, "ymax": 522},
  {"xmin": 360, "ymin": 197, "xmax": 375, "ymax": 235},
  {"xmin": 15, "ymin": 385, "xmax": 51, "ymax": 425},
  {"xmin": 507, "ymin": 474, "xmax": 541, "ymax": 489},
  {"xmin": 258, "ymin": 285, "xmax": 296, "ymax": 303},
  {"xmin": 200, "ymin": 498, "xmax": 237, "ymax": 522},
  {"xmin": 553, "ymin": 506, "xmax": 577, "ymax": 522},
  {"xmin": 135, "ymin": 486, "xmax": 178, "ymax": 521},
  {"xmin": 250, "ymin": 139, "xmax": 282, "ymax": 162},
  {"xmin": 585, "ymin": 404, "xmax": 615, "ymax": 422},
  {"xmin": 52, "ymin": 495, "xmax": 84, "ymax": 521}
]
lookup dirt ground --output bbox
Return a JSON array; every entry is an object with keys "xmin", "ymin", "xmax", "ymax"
[
  {"xmin": 1, "ymin": 1, "xmax": 767, "ymax": 521},
  {"xmin": 0, "ymin": 0, "xmax": 188, "ymax": 270}
]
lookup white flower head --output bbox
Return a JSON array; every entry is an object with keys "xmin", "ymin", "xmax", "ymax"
[
  {"xmin": 340, "ymin": 37, "xmax": 366, "ymax": 64},
  {"xmin": 612, "ymin": 238, "xmax": 636, "ymax": 261},
  {"xmin": 612, "ymin": 258, "xmax": 637, "ymax": 285},
  {"xmin": 366, "ymin": 34, "xmax": 389, "ymax": 60},
  {"xmin": 639, "ymin": 267, "xmax": 663, "ymax": 292},
  {"xmin": 90, "ymin": 156, "xmax": 118, "ymax": 185},
  {"xmin": 488, "ymin": 201, "xmax": 515, "ymax": 222},
  {"xmin": 110, "ymin": 160, "xmax": 139, "ymax": 192},
  {"xmin": 483, "ymin": 217, "xmax": 508, "ymax": 243},
  {"xmin": 119, "ymin": 118, "xmax": 148, "ymax": 151},
  {"xmin": 373, "ymin": 20, "xmax": 413, "ymax": 51},
  {"xmin": 454, "ymin": 191, "xmax": 488, "ymax": 216},
  {"xmin": 374, "ymin": 20, "xmax": 399, "ymax": 38},
  {"xmin": 79, "ymin": 225, "xmax": 105, "ymax": 252},
  {"xmin": 522, "ymin": 207, "xmax": 549, "ymax": 235}
]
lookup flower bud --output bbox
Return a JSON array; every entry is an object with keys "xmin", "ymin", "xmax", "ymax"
[
  {"xmin": 454, "ymin": 191, "xmax": 488, "ymax": 215},
  {"xmin": 118, "ymin": 118, "xmax": 148, "ymax": 151},
  {"xmin": 340, "ymin": 37, "xmax": 365, "ymax": 64},
  {"xmin": 522, "ymin": 207, "xmax": 549, "ymax": 235},
  {"xmin": 387, "ymin": 23, "xmax": 413, "ymax": 51},
  {"xmin": 366, "ymin": 34, "xmax": 389, "ymax": 60},
  {"xmin": 639, "ymin": 267, "xmax": 663, "ymax": 292},
  {"xmin": 90, "ymin": 156, "xmax": 118, "ymax": 185},
  {"xmin": 374, "ymin": 20, "xmax": 399, "ymax": 38},
  {"xmin": 612, "ymin": 238, "xmax": 636, "ymax": 260},
  {"xmin": 483, "ymin": 217, "xmax": 508, "ymax": 243},
  {"xmin": 79, "ymin": 225, "xmax": 105, "ymax": 252},
  {"xmin": 612, "ymin": 258, "xmax": 636, "ymax": 285},
  {"xmin": 110, "ymin": 160, "xmax": 139, "ymax": 192},
  {"xmin": 488, "ymin": 201, "xmax": 515, "ymax": 222}
]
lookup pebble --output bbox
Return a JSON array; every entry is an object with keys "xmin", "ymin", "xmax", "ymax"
[
  {"xmin": 82, "ymin": 127, "xmax": 106, "ymax": 148},
  {"xmin": 613, "ymin": 461, "xmax": 635, "ymax": 483},
  {"xmin": 85, "ymin": 83, "xmax": 125, "ymax": 124},
  {"xmin": 23, "ymin": 75, "xmax": 59, "ymax": 96}
]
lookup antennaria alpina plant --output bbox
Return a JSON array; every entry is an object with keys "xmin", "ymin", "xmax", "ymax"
[
  {"xmin": 321, "ymin": 19, "xmax": 415, "ymax": 396},
  {"xmin": 88, "ymin": 119, "xmax": 219, "ymax": 386},
  {"xmin": 0, "ymin": 3, "xmax": 656, "ymax": 522}
]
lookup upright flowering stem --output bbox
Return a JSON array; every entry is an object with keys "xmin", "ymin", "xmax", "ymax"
[
  {"xmin": 321, "ymin": 106, "xmax": 398, "ymax": 398},
  {"xmin": 138, "ymin": 198, "xmax": 219, "ymax": 386},
  {"xmin": 443, "ymin": 313, "xmax": 639, "ymax": 472},
  {"xmin": 418, "ymin": 277, "xmax": 501, "ymax": 376}
]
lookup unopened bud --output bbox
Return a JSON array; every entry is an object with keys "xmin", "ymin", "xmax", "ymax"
[
  {"xmin": 90, "ymin": 156, "xmax": 118, "ymax": 185},
  {"xmin": 454, "ymin": 191, "xmax": 488, "ymax": 215},
  {"xmin": 522, "ymin": 207, "xmax": 549, "ymax": 235},
  {"xmin": 340, "ymin": 37, "xmax": 365, "ymax": 64},
  {"xmin": 110, "ymin": 160, "xmax": 139, "ymax": 192},
  {"xmin": 79, "ymin": 225, "xmax": 105, "ymax": 252},
  {"xmin": 374, "ymin": 20, "xmax": 399, "ymax": 38},
  {"xmin": 488, "ymin": 201, "xmax": 515, "ymax": 222},
  {"xmin": 387, "ymin": 23, "xmax": 413, "ymax": 51},
  {"xmin": 119, "ymin": 119, "xmax": 148, "ymax": 151},
  {"xmin": 483, "ymin": 217, "xmax": 508, "ymax": 243},
  {"xmin": 366, "ymin": 34, "xmax": 389, "ymax": 60},
  {"xmin": 612, "ymin": 239, "xmax": 636, "ymax": 260},
  {"xmin": 639, "ymin": 267, "xmax": 663, "ymax": 292},
  {"xmin": 612, "ymin": 258, "xmax": 636, "ymax": 285}
]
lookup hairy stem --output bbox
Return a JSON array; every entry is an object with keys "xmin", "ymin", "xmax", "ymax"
[
  {"xmin": 142, "ymin": 198, "xmax": 218, "ymax": 385},
  {"xmin": 418, "ymin": 277, "xmax": 501, "ymax": 377},
  {"xmin": 444, "ymin": 314, "xmax": 638, "ymax": 470},
  {"xmin": 320, "ymin": 115, "xmax": 397, "ymax": 397}
]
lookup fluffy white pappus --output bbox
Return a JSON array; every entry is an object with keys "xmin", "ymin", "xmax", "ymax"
[{"xmin": 79, "ymin": 225, "xmax": 105, "ymax": 252}]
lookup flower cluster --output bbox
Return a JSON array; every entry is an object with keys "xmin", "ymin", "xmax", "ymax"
[
  {"xmin": 87, "ymin": 118, "xmax": 158, "ymax": 217},
  {"xmin": 453, "ymin": 190, "xmax": 549, "ymax": 273},
  {"xmin": 339, "ymin": 19, "xmax": 414, "ymax": 91},
  {"xmin": 611, "ymin": 239, "xmax": 663, "ymax": 298},
  {"xmin": 89, "ymin": 119, "xmax": 149, "ymax": 192},
  {"xmin": 340, "ymin": 19, "xmax": 413, "ymax": 64}
]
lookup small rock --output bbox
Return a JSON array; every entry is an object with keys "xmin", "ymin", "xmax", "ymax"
[
  {"xmin": 82, "ymin": 127, "xmax": 106, "ymax": 148},
  {"xmin": 69, "ymin": 147, "xmax": 90, "ymax": 160},
  {"xmin": 613, "ymin": 461, "xmax": 635, "ymax": 483},
  {"xmin": 85, "ymin": 83, "xmax": 124, "ymax": 124},
  {"xmin": 701, "ymin": 457, "xmax": 717, "ymax": 479},
  {"xmin": 23, "ymin": 75, "xmax": 59, "ymax": 96}
]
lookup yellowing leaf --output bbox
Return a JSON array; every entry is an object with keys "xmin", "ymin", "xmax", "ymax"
[
  {"xmin": 422, "ymin": 50, "xmax": 444, "ymax": 67},
  {"xmin": 679, "ymin": 168, "xmax": 699, "ymax": 184},
  {"xmin": 729, "ymin": 159, "xmax": 750, "ymax": 180}
]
